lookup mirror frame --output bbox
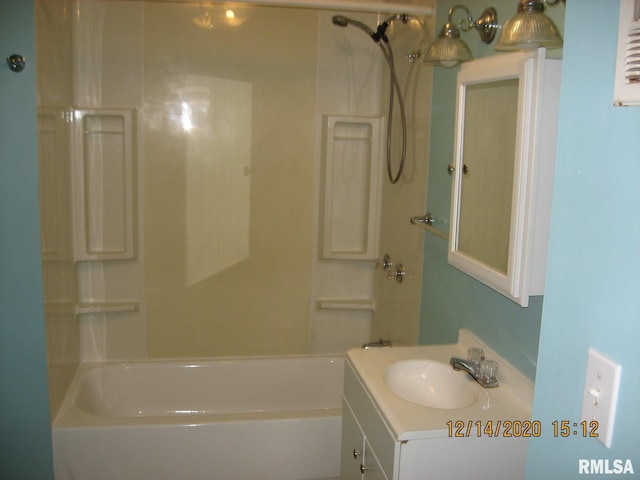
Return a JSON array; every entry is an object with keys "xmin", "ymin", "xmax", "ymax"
[{"xmin": 448, "ymin": 49, "xmax": 561, "ymax": 307}]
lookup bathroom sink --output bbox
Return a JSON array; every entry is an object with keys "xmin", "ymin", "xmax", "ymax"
[{"xmin": 383, "ymin": 359, "xmax": 478, "ymax": 409}]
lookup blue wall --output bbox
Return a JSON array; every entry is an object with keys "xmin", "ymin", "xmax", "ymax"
[
  {"xmin": 420, "ymin": 235, "xmax": 544, "ymax": 380},
  {"xmin": 0, "ymin": 1, "xmax": 54, "ymax": 478},
  {"xmin": 527, "ymin": 1, "xmax": 640, "ymax": 476},
  {"xmin": 419, "ymin": 0, "xmax": 564, "ymax": 381}
]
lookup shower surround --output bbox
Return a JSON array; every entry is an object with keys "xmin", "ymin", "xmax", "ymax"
[{"xmin": 38, "ymin": 0, "xmax": 432, "ymax": 366}]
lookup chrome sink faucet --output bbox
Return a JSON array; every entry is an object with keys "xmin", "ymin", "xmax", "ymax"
[{"xmin": 450, "ymin": 353, "xmax": 499, "ymax": 388}]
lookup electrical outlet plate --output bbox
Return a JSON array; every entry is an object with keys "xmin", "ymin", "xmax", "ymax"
[{"xmin": 580, "ymin": 348, "xmax": 622, "ymax": 448}]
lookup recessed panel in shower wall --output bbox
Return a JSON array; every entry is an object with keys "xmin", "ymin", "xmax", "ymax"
[
  {"xmin": 72, "ymin": 109, "xmax": 136, "ymax": 261},
  {"xmin": 322, "ymin": 115, "xmax": 383, "ymax": 260}
]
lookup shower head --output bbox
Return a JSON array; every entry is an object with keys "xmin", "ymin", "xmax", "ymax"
[
  {"xmin": 331, "ymin": 15, "xmax": 349, "ymax": 27},
  {"xmin": 331, "ymin": 15, "xmax": 376, "ymax": 38}
]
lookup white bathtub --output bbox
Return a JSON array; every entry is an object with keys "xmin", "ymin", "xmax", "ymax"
[{"xmin": 53, "ymin": 355, "xmax": 344, "ymax": 480}]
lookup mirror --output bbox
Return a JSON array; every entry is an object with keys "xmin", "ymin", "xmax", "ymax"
[
  {"xmin": 448, "ymin": 50, "xmax": 561, "ymax": 307},
  {"xmin": 457, "ymin": 78, "xmax": 518, "ymax": 274}
]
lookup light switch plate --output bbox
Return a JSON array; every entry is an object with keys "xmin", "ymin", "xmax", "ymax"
[{"xmin": 580, "ymin": 348, "xmax": 622, "ymax": 448}]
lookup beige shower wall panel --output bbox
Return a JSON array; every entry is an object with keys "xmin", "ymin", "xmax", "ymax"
[{"xmin": 142, "ymin": 4, "xmax": 318, "ymax": 357}]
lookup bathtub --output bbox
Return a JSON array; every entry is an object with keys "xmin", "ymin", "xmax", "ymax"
[{"xmin": 53, "ymin": 354, "xmax": 344, "ymax": 480}]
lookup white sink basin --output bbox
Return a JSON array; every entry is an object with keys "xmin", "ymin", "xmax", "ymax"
[{"xmin": 383, "ymin": 359, "xmax": 478, "ymax": 409}]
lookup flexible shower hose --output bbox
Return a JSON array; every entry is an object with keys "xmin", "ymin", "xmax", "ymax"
[{"xmin": 376, "ymin": 40, "xmax": 407, "ymax": 184}]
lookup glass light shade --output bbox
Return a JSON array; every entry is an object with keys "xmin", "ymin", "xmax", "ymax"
[
  {"xmin": 495, "ymin": 1, "xmax": 563, "ymax": 51},
  {"xmin": 423, "ymin": 32, "xmax": 473, "ymax": 68}
]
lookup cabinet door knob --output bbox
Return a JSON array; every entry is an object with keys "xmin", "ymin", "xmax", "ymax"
[
  {"xmin": 360, "ymin": 464, "xmax": 370, "ymax": 473},
  {"xmin": 353, "ymin": 449, "xmax": 362, "ymax": 458}
]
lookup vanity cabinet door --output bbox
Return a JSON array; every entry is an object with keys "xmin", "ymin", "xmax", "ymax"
[
  {"xmin": 340, "ymin": 400, "xmax": 365, "ymax": 480},
  {"xmin": 361, "ymin": 438, "xmax": 387, "ymax": 480},
  {"xmin": 340, "ymin": 400, "xmax": 389, "ymax": 480}
]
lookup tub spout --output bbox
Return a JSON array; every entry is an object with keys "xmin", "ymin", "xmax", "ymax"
[{"xmin": 362, "ymin": 339, "xmax": 392, "ymax": 349}]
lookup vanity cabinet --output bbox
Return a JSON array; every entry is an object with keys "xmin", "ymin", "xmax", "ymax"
[
  {"xmin": 448, "ymin": 49, "xmax": 562, "ymax": 307},
  {"xmin": 340, "ymin": 357, "xmax": 529, "ymax": 480}
]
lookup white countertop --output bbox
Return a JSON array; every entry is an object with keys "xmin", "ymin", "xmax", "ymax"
[{"xmin": 346, "ymin": 329, "xmax": 534, "ymax": 441}]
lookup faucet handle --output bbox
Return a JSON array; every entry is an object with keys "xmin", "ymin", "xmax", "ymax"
[
  {"xmin": 467, "ymin": 347, "xmax": 485, "ymax": 365},
  {"xmin": 479, "ymin": 359, "xmax": 498, "ymax": 383},
  {"xmin": 376, "ymin": 254, "xmax": 393, "ymax": 271}
]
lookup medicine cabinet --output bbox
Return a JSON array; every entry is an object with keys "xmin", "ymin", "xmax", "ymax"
[{"xmin": 448, "ymin": 49, "xmax": 561, "ymax": 307}]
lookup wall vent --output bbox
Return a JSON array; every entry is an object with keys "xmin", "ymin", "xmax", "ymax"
[{"xmin": 614, "ymin": 0, "xmax": 640, "ymax": 106}]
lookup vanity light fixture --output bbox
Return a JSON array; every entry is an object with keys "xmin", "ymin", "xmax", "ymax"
[
  {"xmin": 422, "ymin": 5, "xmax": 498, "ymax": 68},
  {"xmin": 495, "ymin": 0, "xmax": 564, "ymax": 51}
]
